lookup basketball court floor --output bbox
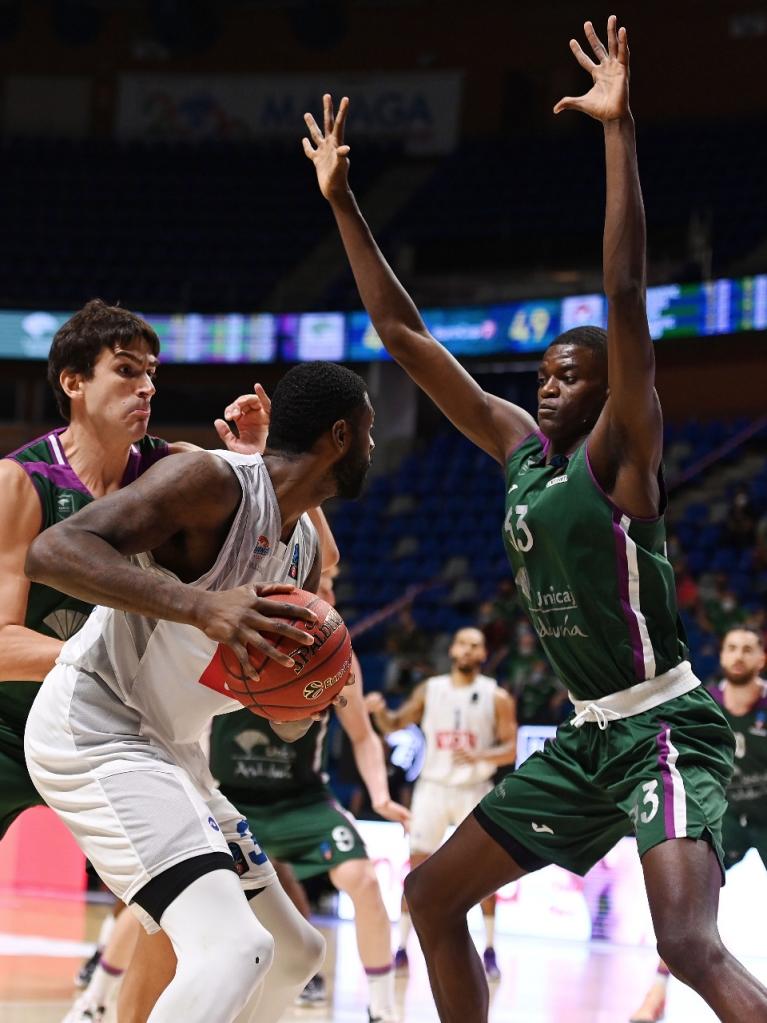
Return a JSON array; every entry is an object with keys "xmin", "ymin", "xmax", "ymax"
[{"xmin": 3, "ymin": 891, "xmax": 765, "ymax": 1022}]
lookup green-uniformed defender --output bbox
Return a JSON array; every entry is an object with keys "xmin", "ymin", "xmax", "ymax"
[
  {"xmin": 211, "ymin": 639, "xmax": 409, "ymax": 1023},
  {"xmin": 631, "ymin": 626, "xmax": 767, "ymax": 1022},
  {"xmin": 302, "ymin": 14, "xmax": 767, "ymax": 1023}
]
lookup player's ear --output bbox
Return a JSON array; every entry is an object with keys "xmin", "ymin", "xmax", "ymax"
[
  {"xmin": 331, "ymin": 418, "xmax": 349, "ymax": 453},
  {"xmin": 60, "ymin": 368, "xmax": 85, "ymax": 404}
]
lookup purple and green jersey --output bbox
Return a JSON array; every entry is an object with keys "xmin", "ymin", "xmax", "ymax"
[
  {"xmin": 708, "ymin": 681, "xmax": 767, "ymax": 825},
  {"xmin": 0, "ymin": 429, "xmax": 169, "ymax": 740},
  {"xmin": 502, "ymin": 432, "xmax": 688, "ymax": 702}
]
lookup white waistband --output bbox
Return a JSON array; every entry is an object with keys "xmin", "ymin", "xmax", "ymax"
[{"xmin": 569, "ymin": 661, "xmax": 700, "ymax": 730}]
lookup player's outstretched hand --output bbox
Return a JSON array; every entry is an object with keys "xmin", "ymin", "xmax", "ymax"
[
  {"xmin": 303, "ymin": 93, "xmax": 351, "ymax": 202},
  {"xmin": 372, "ymin": 798, "xmax": 412, "ymax": 832},
  {"xmin": 197, "ymin": 583, "xmax": 317, "ymax": 678},
  {"xmin": 364, "ymin": 691, "xmax": 386, "ymax": 715},
  {"xmin": 215, "ymin": 382, "xmax": 272, "ymax": 454},
  {"xmin": 553, "ymin": 15, "xmax": 629, "ymax": 123}
]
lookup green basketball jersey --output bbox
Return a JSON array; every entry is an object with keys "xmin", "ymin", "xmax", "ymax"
[
  {"xmin": 502, "ymin": 432, "xmax": 687, "ymax": 701},
  {"xmin": 708, "ymin": 681, "xmax": 767, "ymax": 823},
  {"xmin": 210, "ymin": 708, "xmax": 330, "ymax": 805},
  {"xmin": 0, "ymin": 429, "xmax": 169, "ymax": 738}
]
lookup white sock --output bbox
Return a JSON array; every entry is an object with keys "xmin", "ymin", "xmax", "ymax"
[
  {"xmin": 398, "ymin": 912, "xmax": 412, "ymax": 950},
  {"xmin": 87, "ymin": 960, "xmax": 123, "ymax": 1007},
  {"xmin": 483, "ymin": 913, "xmax": 495, "ymax": 950},
  {"xmin": 367, "ymin": 966, "xmax": 395, "ymax": 1018}
]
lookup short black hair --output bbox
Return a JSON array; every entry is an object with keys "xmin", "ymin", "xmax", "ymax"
[
  {"xmin": 546, "ymin": 326, "xmax": 608, "ymax": 360},
  {"xmin": 722, "ymin": 626, "xmax": 764, "ymax": 650},
  {"xmin": 267, "ymin": 362, "xmax": 368, "ymax": 454},
  {"xmin": 48, "ymin": 299, "xmax": 160, "ymax": 420}
]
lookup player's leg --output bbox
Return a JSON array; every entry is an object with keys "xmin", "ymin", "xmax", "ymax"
[
  {"xmin": 330, "ymin": 857, "xmax": 397, "ymax": 1023},
  {"xmin": 629, "ymin": 811, "xmax": 748, "ymax": 1023},
  {"xmin": 398, "ymin": 778, "xmax": 451, "ymax": 967},
  {"xmin": 406, "ymin": 730, "xmax": 626, "ymax": 1023},
  {"xmin": 641, "ymin": 838, "xmax": 767, "ymax": 1020},
  {"xmin": 75, "ymin": 901, "xmax": 127, "ymax": 990},
  {"xmin": 64, "ymin": 909, "xmax": 139, "ymax": 1022},
  {"xmin": 116, "ymin": 930, "xmax": 174, "ymax": 1023}
]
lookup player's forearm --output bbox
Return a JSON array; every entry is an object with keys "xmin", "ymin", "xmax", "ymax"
[
  {"xmin": 328, "ymin": 189, "xmax": 432, "ymax": 358},
  {"xmin": 0, "ymin": 624, "xmax": 63, "ymax": 682},
  {"xmin": 476, "ymin": 741, "xmax": 516, "ymax": 768},
  {"xmin": 602, "ymin": 116, "xmax": 648, "ymax": 311},
  {"xmin": 25, "ymin": 528, "xmax": 204, "ymax": 629},
  {"xmin": 351, "ymin": 731, "xmax": 391, "ymax": 807}
]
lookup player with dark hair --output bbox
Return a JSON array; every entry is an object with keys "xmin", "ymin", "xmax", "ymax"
[
  {"xmin": 631, "ymin": 626, "xmax": 767, "ymax": 1022},
  {"xmin": 303, "ymin": 16, "xmax": 767, "ymax": 1022},
  {"xmin": 22, "ymin": 360, "xmax": 374, "ymax": 1023}
]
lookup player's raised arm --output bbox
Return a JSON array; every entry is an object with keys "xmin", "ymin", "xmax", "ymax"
[
  {"xmin": 365, "ymin": 683, "xmax": 427, "ymax": 733},
  {"xmin": 24, "ymin": 452, "xmax": 316, "ymax": 675},
  {"xmin": 304, "ymin": 94, "xmax": 536, "ymax": 465},
  {"xmin": 554, "ymin": 17, "xmax": 662, "ymax": 514}
]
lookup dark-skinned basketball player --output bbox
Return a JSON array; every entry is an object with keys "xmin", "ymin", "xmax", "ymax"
[
  {"xmin": 23, "ymin": 361, "xmax": 374, "ymax": 1023},
  {"xmin": 303, "ymin": 16, "xmax": 767, "ymax": 1023}
]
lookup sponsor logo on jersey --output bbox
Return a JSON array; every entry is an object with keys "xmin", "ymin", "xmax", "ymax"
[
  {"xmin": 253, "ymin": 534, "xmax": 271, "ymax": 557},
  {"xmin": 517, "ymin": 454, "xmax": 538, "ymax": 476},
  {"xmin": 515, "ymin": 567, "xmax": 531, "ymax": 602},
  {"xmin": 43, "ymin": 608, "xmax": 88, "ymax": 641},
  {"xmin": 508, "ymin": 483, "xmax": 519, "ymax": 494},
  {"xmin": 56, "ymin": 493, "xmax": 77, "ymax": 519},
  {"xmin": 207, "ymin": 816, "xmax": 220, "ymax": 831},
  {"xmin": 288, "ymin": 542, "xmax": 300, "ymax": 579},
  {"xmin": 531, "ymin": 822, "xmax": 554, "ymax": 834},
  {"xmin": 749, "ymin": 711, "xmax": 767, "ymax": 737},
  {"xmin": 545, "ymin": 474, "xmax": 569, "ymax": 488},
  {"xmin": 435, "ymin": 730, "xmax": 477, "ymax": 751},
  {"xmin": 234, "ymin": 729, "xmax": 272, "ymax": 754}
]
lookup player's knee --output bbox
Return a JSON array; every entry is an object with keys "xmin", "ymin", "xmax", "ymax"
[
  {"xmin": 403, "ymin": 863, "xmax": 435, "ymax": 924},
  {"xmin": 656, "ymin": 928, "xmax": 724, "ymax": 984},
  {"xmin": 343, "ymin": 861, "xmax": 383, "ymax": 905},
  {"xmin": 207, "ymin": 919, "xmax": 275, "ymax": 999}
]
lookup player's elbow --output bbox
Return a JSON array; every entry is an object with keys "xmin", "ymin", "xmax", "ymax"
[{"xmin": 604, "ymin": 277, "xmax": 644, "ymax": 307}]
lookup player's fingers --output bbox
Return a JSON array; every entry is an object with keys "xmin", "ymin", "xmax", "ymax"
[
  {"xmin": 606, "ymin": 14, "xmax": 618, "ymax": 58},
  {"xmin": 252, "ymin": 597, "xmax": 318, "ymax": 626},
  {"xmin": 583, "ymin": 20, "xmax": 607, "ymax": 61},
  {"xmin": 241, "ymin": 629, "xmax": 296, "ymax": 668},
  {"xmin": 303, "ymin": 112, "xmax": 324, "ymax": 144},
  {"xmin": 337, "ymin": 145, "xmax": 350, "ymax": 157},
  {"xmin": 323, "ymin": 93, "xmax": 334, "ymax": 135},
  {"xmin": 553, "ymin": 96, "xmax": 581, "ymax": 115},
  {"xmin": 214, "ymin": 419, "xmax": 235, "ymax": 444},
  {"xmin": 253, "ymin": 382, "xmax": 271, "ymax": 412},
  {"xmin": 257, "ymin": 583, "xmax": 296, "ymax": 596},
  {"xmin": 228, "ymin": 640, "xmax": 259, "ymax": 678},
  {"xmin": 334, "ymin": 95, "xmax": 349, "ymax": 141},
  {"xmin": 302, "ymin": 137, "xmax": 316, "ymax": 160},
  {"xmin": 618, "ymin": 25, "xmax": 629, "ymax": 65},
  {"xmin": 250, "ymin": 614, "xmax": 316, "ymax": 647},
  {"xmin": 569, "ymin": 38, "xmax": 597, "ymax": 74},
  {"xmin": 332, "ymin": 693, "xmax": 347, "ymax": 709}
]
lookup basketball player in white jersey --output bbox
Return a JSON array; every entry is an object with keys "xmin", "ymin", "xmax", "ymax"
[
  {"xmin": 23, "ymin": 361, "xmax": 374, "ymax": 1023},
  {"xmin": 366, "ymin": 627, "xmax": 516, "ymax": 980}
]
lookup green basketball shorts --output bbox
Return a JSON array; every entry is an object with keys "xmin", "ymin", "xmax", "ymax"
[
  {"xmin": 476, "ymin": 687, "xmax": 734, "ymax": 877},
  {"xmin": 0, "ymin": 721, "xmax": 44, "ymax": 839},
  {"xmin": 229, "ymin": 788, "xmax": 368, "ymax": 881}
]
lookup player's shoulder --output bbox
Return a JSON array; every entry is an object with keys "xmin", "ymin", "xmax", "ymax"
[{"xmin": 4, "ymin": 429, "xmax": 58, "ymax": 467}]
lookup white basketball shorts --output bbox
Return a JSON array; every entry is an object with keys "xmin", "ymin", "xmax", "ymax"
[
  {"xmin": 25, "ymin": 663, "xmax": 276, "ymax": 933},
  {"xmin": 409, "ymin": 777, "xmax": 493, "ymax": 855}
]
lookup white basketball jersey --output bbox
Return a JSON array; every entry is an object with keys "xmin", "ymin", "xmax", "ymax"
[
  {"xmin": 419, "ymin": 674, "xmax": 499, "ymax": 786},
  {"xmin": 57, "ymin": 451, "xmax": 319, "ymax": 747}
]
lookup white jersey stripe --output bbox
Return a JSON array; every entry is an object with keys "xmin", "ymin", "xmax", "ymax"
[
  {"xmin": 48, "ymin": 432, "xmax": 66, "ymax": 465},
  {"xmin": 664, "ymin": 726, "xmax": 687, "ymax": 837},
  {"xmin": 619, "ymin": 514, "xmax": 656, "ymax": 680}
]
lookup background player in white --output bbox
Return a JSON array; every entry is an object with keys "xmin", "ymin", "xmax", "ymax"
[
  {"xmin": 366, "ymin": 627, "xmax": 516, "ymax": 979},
  {"xmin": 23, "ymin": 361, "xmax": 373, "ymax": 1023}
]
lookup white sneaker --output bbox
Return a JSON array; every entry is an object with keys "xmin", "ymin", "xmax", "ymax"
[{"xmin": 61, "ymin": 993, "xmax": 106, "ymax": 1023}]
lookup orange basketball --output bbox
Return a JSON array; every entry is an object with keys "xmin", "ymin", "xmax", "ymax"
[{"xmin": 198, "ymin": 589, "xmax": 352, "ymax": 721}]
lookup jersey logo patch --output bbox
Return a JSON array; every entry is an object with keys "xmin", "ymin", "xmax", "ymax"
[
  {"xmin": 234, "ymin": 729, "xmax": 272, "ymax": 754},
  {"xmin": 253, "ymin": 534, "xmax": 270, "ymax": 557},
  {"xmin": 515, "ymin": 567, "xmax": 531, "ymax": 602},
  {"xmin": 56, "ymin": 493, "xmax": 76, "ymax": 519},
  {"xmin": 545, "ymin": 474, "xmax": 568, "ymax": 488},
  {"xmin": 288, "ymin": 542, "xmax": 300, "ymax": 579},
  {"xmin": 43, "ymin": 608, "xmax": 88, "ymax": 641},
  {"xmin": 531, "ymin": 822, "xmax": 554, "ymax": 834}
]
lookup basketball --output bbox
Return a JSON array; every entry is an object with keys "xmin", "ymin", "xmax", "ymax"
[{"xmin": 198, "ymin": 589, "xmax": 353, "ymax": 720}]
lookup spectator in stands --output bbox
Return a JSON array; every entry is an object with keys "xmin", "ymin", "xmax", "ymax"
[
  {"xmin": 383, "ymin": 605, "xmax": 432, "ymax": 693},
  {"xmin": 697, "ymin": 573, "xmax": 744, "ymax": 637},
  {"xmin": 507, "ymin": 625, "xmax": 569, "ymax": 726},
  {"xmin": 755, "ymin": 511, "xmax": 767, "ymax": 570},
  {"xmin": 724, "ymin": 485, "xmax": 756, "ymax": 550},
  {"xmin": 673, "ymin": 554, "xmax": 700, "ymax": 613}
]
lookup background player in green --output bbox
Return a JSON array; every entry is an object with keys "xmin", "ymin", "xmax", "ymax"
[
  {"xmin": 210, "ymin": 569, "xmax": 410, "ymax": 1023},
  {"xmin": 631, "ymin": 626, "xmax": 767, "ymax": 1022},
  {"xmin": 302, "ymin": 14, "xmax": 767, "ymax": 1023}
]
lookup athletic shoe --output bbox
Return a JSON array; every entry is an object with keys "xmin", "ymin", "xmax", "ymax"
[
  {"xmin": 61, "ymin": 994, "xmax": 106, "ymax": 1023},
  {"xmin": 393, "ymin": 947, "xmax": 409, "ymax": 972},
  {"xmin": 74, "ymin": 948, "xmax": 101, "ymax": 989},
  {"xmin": 368, "ymin": 1010, "xmax": 398, "ymax": 1023},
  {"xmin": 483, "ymin": 946, "xmax": 501, "ymax": 982},
  {"xmin": 629, "ymin": 999, "xmax": 665, "ymax": 1023},
  {"xmin": 295, "ymin": 973, "xmax": 327, "ymax": 1006}
]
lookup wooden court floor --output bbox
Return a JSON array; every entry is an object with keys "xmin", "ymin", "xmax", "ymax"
[{"xmin": 2, "ymin": 892, "xmax": 765, "ymax": 1022}]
